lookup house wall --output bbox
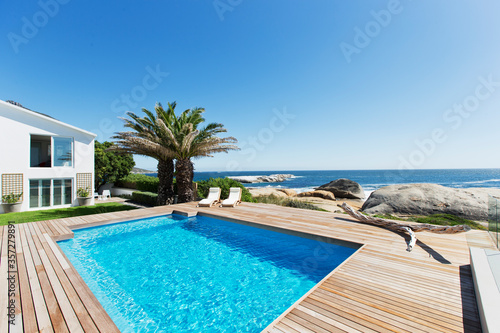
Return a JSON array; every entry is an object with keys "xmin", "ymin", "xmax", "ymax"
[{"xmin": 0, "ymin": 101, "xmax": 96, "ymax": 213}]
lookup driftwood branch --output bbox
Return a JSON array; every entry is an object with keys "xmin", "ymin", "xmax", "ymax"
[{"xmin": 340, "ymin": 202, "xmax": 470, "ymax": 252}]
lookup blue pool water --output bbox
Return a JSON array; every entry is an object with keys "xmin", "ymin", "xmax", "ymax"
[{"xmin": 58, "ymin": 215, "xmax": 358, "ymax": 332}]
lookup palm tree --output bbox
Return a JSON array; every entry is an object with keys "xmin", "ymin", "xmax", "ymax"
[
  {"xmin": 112, "ymin": 102, "xmax": 239, "ymax": 204},
  {"xmin": 168, "ymin": 107, "xmax": 239, "ymax": 203},
  {"xmin": 111, "ymin": 102, "xmax": 179, "ymax": 205}
]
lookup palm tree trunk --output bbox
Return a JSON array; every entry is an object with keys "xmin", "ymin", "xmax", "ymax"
[
  {"xmin": 157, "ymin": 158, "xmax": 175, "ymax": 205},
  {"xmin": 176, "ymin": 158, "xmax": 194, "ymax": 203}
]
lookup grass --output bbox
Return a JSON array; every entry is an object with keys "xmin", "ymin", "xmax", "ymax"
[
  {"xmin": 374, "ymin": 213, "xmax": 485, "ymax": 230},
  {"xmin": 373, "ymin": 214, "xmax": 407, "ymax": 221},
  {"xmin": 254, "ymin": 195, "xmax": 328, "ymax": 212},
  {"xmin": 408, "ymin": 214, "xmax": 486, "ymax": 230},
  {"xmin": 0, "ymin": 202, "xmax": 138, "ymax": 226}
]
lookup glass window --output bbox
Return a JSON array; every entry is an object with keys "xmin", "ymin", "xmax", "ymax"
[
  {"xmin": 54, "ymin": 179, "xmax": 73, "ymax": 205},
  {"xmin": 30, "ymin": 179, "xmax": 51, "ymax": 208},
  {"xmin": 53, "ymin": 137, "xmax": 73, "ymax": 167},
  {"xmin": 30, "ymin": 135, "xmax": 51, "ymax": 167},
  {"xmin": 29, "ymin": 180, "xmax": 39, "ymax": 208},
  {"xmin": 41, "ymin": 180, "xmax": 50, "ymax": 207},
  {"xmin": 54, "ymin": 180, "xmax": 62, "ymax": 206},
  {"xmin": 64, "ymin": 179, "xmax": 72, "ymax": 204}
]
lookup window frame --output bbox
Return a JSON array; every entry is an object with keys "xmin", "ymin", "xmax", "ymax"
[
  {"xmin": 52, "ymin": 136, "xmax": 74, "ymax": 168},
  {"xmin": 29, "ymin": 134, "xmax": 74, "ymax": 169},
  {"xmin": 29, "ymin": 178, "xmax": 73, "ymax": 208}
]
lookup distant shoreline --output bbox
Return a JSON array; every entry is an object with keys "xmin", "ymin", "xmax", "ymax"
[
  {"xmin": 131, "ymin": 167, "xmax": 155, "ymax": 174},
  {"xmin": 141, "ymin": 169, "xmax": 500, "ymax": 194}
]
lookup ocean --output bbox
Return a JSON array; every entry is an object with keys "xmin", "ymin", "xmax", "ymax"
[{"xmin": 147, "ymin": 168, "xmax": 500, "ymax": 198}]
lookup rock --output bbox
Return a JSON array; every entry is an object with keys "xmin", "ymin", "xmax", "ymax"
[
  {"xmin": 228, "ymin": 174, "xmax": 294, "ymax": 183},
  {"xmin": 317, "ymin": 179, "xmax": 365, "ymax": 200},
  {"xmin": 278, "ymin": 188, "xmax": 297, "ymax": 196},
  {"xmin": 248, "ymin": 188, "xmax": 288, "ymax": 198},
  {"xmin": 296, "ymin": 190, "xmax": 336, "ymax": 201},
  {"xmin": 362, "ymin": 183, "xmax": 500, "ymax": 221}
]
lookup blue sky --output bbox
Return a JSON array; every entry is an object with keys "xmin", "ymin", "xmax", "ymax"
[{"xmin": 1, "ymin": 0, "xmax": 499, "ymax": 172}]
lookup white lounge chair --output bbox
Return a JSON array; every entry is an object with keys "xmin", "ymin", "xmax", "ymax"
[
  {"xmin": 197, "ymin": 187, "xmax": 221, "ymax": 207},
  {"xmin": 220, "ymin": 187, "xmax": 242, "ymax": 207},
  {"xmin": 102, "ymin": 190, "xmax": 111, "ymax": 200}
]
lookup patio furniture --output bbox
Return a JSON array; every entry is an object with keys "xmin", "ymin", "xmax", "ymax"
[
  {"xmin": 220, "ymin": 187, "xmax": 242, "ymax": 207},
  {"xmin": 197, "ymin": 187, "xmax": 221, "ymax": 207},
  {"xmin": 101, "ymin": 190, "xmax": 111, "ymax": 200}
]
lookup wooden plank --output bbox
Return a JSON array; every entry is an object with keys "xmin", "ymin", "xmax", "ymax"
[
  {"xmin": 19, "ymin": 224, "xmax": 53, "ymax": 333},
  {"xmin": 319, "ymin": 281, "xmax": 462, "ymax": 332},
  {"xmin": 48, "ymin": 219, "xmax": 69, "ymax": 238},
  {"xmin": 308, "ymin": 292, "xmax": 410, "ymax": 333},
  {"xmin": 0, "ymin": 226, "xmax": 8, "ymax": 333},
  {"xmin": 43, "ymin": 233, "xmax": 70, "ymax": 270},
  {"xmin": 300, "ymin": 300, "xmax": 379, "ymax": 333},
  {"xmin": 279, "ymin": 317, "xmax": 316, "ymax": 333},
  {"xmin": 35, "ymin": 223, "xmax": 100, "ymax": 333},
  {"xmin": 62, "ymin": 267, "xmax": 121, "ymax": 332},
  {"xmin": 289, "ymin": 308, "xmax": 347, "ymax": 333},
  {"xmin": 26, "ymin": 223, "xmax": 69, "ymax": 333},
  {"xmin": 4, "ymin": 202, "xmax": 486, "ymax": 332},
  {"xmin": 10, "ymin": 224, "xmax": 23, "ymax": 333},
  {"xmin": 40, "ymin": 220, "xmax": 58, "ymax": 237},
  {"xmin": 50, "ymin": 227, "xmax": 120, "ymax": 333},
  {"xmin": 324, "ymin": 278, "xmax": 464, "ymax": 330},
  {"xmin": 336, "ymin": 265, "xmax": 477, "ymax": 314},
  {"xmin": 16, "ymin": 224, "xmax": 38, "ymax": 333},
  {"xmin": 302, "ymin": 297, "xmax": 394, "ymax": 333},
  {"xmin": 30, "ymin": 222, "xmax": 84, "ymax": 332},
  {"xmin": 270, "ymin": 322, "xmax": 300, "ymax": 333},
  {"xmin": 315, "ymin": 283, "xmax": 450, "ymax": 332}
]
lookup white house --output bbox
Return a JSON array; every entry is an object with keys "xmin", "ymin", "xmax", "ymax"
[{"xmin": 0, "ymin": 99, "xmax": 96, "ymax": 213}]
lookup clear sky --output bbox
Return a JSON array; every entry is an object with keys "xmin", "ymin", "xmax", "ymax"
[{"xmin": 1, "ymin": 0, "xmax": 499, "ymax": 172}]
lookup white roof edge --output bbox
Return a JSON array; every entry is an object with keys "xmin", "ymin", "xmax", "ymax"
[{"xmin": 0, "ymin": 99, "xmax": 97, "ymax": 138}]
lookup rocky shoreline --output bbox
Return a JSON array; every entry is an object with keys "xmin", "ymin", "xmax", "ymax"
[
  {"xmin": 228, "ymin": 174, "xmax": 294, "ymax": 183},
  {"xmin": 248, "ymin": 178, "xmax": 500, "ymax": 221}
]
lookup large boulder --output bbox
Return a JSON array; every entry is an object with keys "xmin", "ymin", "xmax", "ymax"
[
  {"xmin": 249, "ymin": 188, "xmax": 288, "ymax": 197},
  {"xmin": 362, "ymin": 183, "xmax": 500, "ymax": 221},
  {"xmin": 317, "ymin": 179, "xmax": 365, "ymax": 199},
  {"xmin": 278, "ymin": 188, "xmax": 297, "ymax": 196},
  {"xmin": 296, "ymin": 190, "xmax": 336, "ymax": 201}
]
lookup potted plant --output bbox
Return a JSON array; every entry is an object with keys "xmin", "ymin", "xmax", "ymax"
[
  {"xmin": 2, "ymin": 192, "xmax": 23, "ymax": 213},
  {"xmin": 77, "ymin": 187, "xmax": 92, "ymax": 206}
]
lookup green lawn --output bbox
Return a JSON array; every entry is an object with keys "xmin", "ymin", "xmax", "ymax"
[{"xmin": 0, "ymin": 203, "xmax": 138, "ymax": 226}]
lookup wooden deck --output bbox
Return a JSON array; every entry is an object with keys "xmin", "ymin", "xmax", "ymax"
[{"xmin": 0, "ymin": 202, "xmax": 495, "ymax": 332}]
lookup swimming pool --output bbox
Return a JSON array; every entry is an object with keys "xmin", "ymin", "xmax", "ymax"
[{"xmin": 58, "ymin": 214, "xmax": 358, "ymax": 332}]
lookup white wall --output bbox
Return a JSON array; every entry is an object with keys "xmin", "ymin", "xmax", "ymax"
[{"xmin": 0, "ymin": 101, "xmax": 96, "ymax": 213}]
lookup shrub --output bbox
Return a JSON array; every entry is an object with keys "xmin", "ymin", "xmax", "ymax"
[
  {"xmin": 373, "ymin": 212, "xmax": 486, "ymax": 230},
  {"xmin": 136, "ymin": 177, "xmax": 160, "ymax": 193},
  {"xmin": 77, "ymin": 187, "xmax": 91, "ymax": 198},
  {"xmin": 131, "ymin": 191, "xmax": 158, "ymax": 207},
  {"xmin": 284, "ymin": 200, "xmax": 324, "ymax": 211},
  {"xmin": 196, "ymin": 177, "xmax": 254, "ymax": 202},
  {"xmin": 116, "ymin": 174, "xmax": 160, "ymax": 193},
  {"xmin": 115, "ymin": 174, "xmax": 141, "ymax": 189},
  {"xmin": 253, "ymin": 195, "xmax": 327, "ymax": 211},
  {"xmin": 373, "ymin": 214, "xmax": 405, "ymax": 221},
  {"xmin": 408, "ymin": 214, "xmax": 485, "ymax": 230},
  {"xmin": 2, "ymin": 192, "xmax": 23, "ymax": 203}
]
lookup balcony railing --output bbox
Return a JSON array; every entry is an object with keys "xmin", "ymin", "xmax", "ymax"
[{"xmin": 488, "ymin": 195, "xmax": 500, "ymax": 249}]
